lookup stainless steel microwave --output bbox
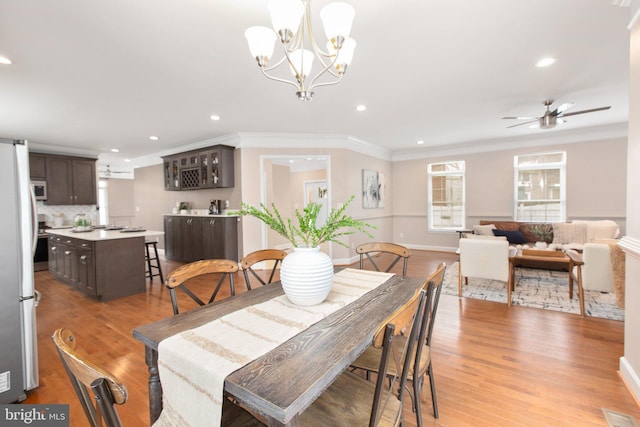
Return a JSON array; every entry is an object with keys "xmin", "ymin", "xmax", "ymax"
[{"xmin": 32, "ymin": 180, "xmax": 47, "ymax": 200}]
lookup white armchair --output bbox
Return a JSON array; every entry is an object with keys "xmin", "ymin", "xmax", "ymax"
[
  {"xmin": 567, "ymin": 241, "xmax": 624, "ymax": 316},
  {"xmin": 458, "ymin": 238, "xmax": 511, "ymax": 304}
]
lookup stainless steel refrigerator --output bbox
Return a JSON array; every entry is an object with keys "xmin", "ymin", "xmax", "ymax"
[{"xmin": 0, "ymin": 138, "xmax": 39, "ymax": 403}]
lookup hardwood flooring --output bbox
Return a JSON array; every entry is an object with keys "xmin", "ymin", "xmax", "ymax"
[{"xmin": 24, "ymin": 250, "xmax": 640, "ymax": 426}]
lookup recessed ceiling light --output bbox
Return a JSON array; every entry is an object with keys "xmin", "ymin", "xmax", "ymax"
[
  {"xmin": 356, "ymin": 105, "xmax": 366, "ymax": 112},
  {"xmin": 149, "ymin": 136, "xmax": 159, "ymax": 141},
  {"xmin": 536, "ymin": 57, "xmax": 556, "ymax": 67},
  {"xmin": 110, "ymin": 148, "xmax": 120, "ymax": 153},
  {"xmin": 210, "ymin": 115, "xmax": 221, "ymax": 121},
  {"xmin": 417, "ymin": 140, "xmax": 425, "ymax": 145},
  {"xmin": 0, "ymin": 56, "xmax": 12, "ymax": 65},
  {"xmin": 124, "ymin": 159, "xmax": 131, "ymax": 163}
]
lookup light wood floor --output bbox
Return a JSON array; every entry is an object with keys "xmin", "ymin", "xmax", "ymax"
[{"xmin": 24, "ymin": 250, "xmax": 640, "ymax": 426}]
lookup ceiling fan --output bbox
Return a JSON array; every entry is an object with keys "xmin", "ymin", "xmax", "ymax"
[
  {"xmin": 98, "ymin": 165, "xmax": 128, "ymax": 177},
  {"xmin": 502, "ymin": 100, "xmax": 611, "ymax": 129}
]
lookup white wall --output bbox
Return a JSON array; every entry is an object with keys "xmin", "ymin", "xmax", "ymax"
[{"xmin": 619, "ymin": 7, "xmax": 640, "ymax": 403}]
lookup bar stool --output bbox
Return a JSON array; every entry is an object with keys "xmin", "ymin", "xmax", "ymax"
[{"xmin": 145, "ymin": 240, "xmax": 164, "ymax": 284}]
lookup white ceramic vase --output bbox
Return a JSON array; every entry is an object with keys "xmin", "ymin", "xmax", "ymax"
[{"xmin": 280, "ymin": 246, "xmax": 334, "ymax": 306}]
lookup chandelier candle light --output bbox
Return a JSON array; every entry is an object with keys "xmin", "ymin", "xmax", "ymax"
[{"xmin": 245, "ymin": 0, "xmax": 356, "ymax": 101}]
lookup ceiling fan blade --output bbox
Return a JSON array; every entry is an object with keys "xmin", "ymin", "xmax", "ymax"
[
  {"xmin": 502, "ymin": 116, "xmax": 538, "ymax": 120},
  {"xmin": 560, "ymin": 106, "xmax": 611, "ymax": 117},
  {"xmin": 555, "ymin": 102, "xmax": 575, "ymax": 114},
  {"xmin": 507, "ymin": 119, "xmax": 538, "ymax": 128}
]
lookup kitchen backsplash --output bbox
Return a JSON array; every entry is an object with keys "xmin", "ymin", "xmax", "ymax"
[{"xmin": 36, "ymin": 202, "xmax": 98, "ymax": 227}]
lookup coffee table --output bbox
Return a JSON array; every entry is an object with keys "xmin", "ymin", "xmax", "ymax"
[{"xmin": 508, "ymin": 249, "xmax": 573, "ymax": 303}]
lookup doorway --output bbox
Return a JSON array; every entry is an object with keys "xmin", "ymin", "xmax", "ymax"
[{"xmin": 260, "ymin": 155, "xmax": 330, "ymax": 253}]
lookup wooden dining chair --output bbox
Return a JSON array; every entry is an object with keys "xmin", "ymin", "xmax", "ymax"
[
  {"xmin": 166, "ymin": 259, "xmax": 239, "ymax": 315},
  {"xmin": 51, "ymin": 328, "xmax": 128, "ymax": 427},
  {"xmin": 239, "ymin": 249, "xmax": 288, "ymax": 290},
  {"xmin": 357, "ymin": 242, "xmax": 412, "ymax": 276},
  {"xmin": 221, "ymin": 289, "xmax": 427, "ymax": 427},
  {"xmin": 351, "ymin": 262, "xmax": 447, "ymax": 426}
]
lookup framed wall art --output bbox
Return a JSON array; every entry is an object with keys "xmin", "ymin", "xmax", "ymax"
[{"xmin": 362, "ymin": 169, "xmax": 385, "ymax": 209}]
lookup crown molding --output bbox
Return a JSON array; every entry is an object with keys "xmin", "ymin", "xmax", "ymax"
[
  {"xmin": 125, "ymin": 122, "xmax": 627, "ymax": 170},
  {"xmin": 629, "ymin": 0, "xmax": 640, "ymax": 28},
  {"xmin": 235, "ymin": 132, "xmax": 392, "ymax": 161},
  {"xmin": 128, "ymin": 133, "xmax": 242, "ymax": 169},
  {"xmin": 390, "ymin": 122, "xmax": 628, "ymax": 162},
  {"xmin": 28, "ymin": 142, "xmax": 99, "ymax": 159}
]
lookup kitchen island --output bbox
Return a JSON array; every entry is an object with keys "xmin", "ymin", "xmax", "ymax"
[{"xmin": 46, "ymin": 228, "xmax": 164, "ymax": 301}]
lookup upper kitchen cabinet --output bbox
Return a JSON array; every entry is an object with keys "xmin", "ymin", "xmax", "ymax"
[
  {"xmin": 45, "ymin": 155, "xmax": 97, "ymax": 205},
  {"xmin": 162, "ymin": 144, "xmax": 234, "ymax": 191},
  {"xmin": 29, "ymin": 154, "xmax": 46, "ymax": 180},
  {"xmin": 163, "ymin": 157, "xmax": 180, "ymax": 190},
  {"xmin": 200, "ymin": 146, "xmax": 234, "ymax": 189}
]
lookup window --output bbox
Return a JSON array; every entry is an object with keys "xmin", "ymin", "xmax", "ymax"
[
  {"xmin": 98, "ymin": 179, "xmax": 109, "ymax": 225},
  {"xmin": 428, "ymin": 161, "xmax": 465, "ymax": 230},
  {"xmin": 514, "ymin": 152, "xmax": 566, "ymax": 222}
]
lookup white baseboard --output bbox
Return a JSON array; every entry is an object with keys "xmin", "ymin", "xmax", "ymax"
[{"xmin": 620, "ymin": 356, "xmax": 640, "ymax": 402}]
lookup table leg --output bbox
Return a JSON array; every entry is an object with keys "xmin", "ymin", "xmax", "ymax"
[
  {"xmin": 145, "ymin": 346, "xmax": 163, "ymax": 424},
  {"xmin": 576, "ymin": 265, "xmax": 585, "ymax": 316},
  {"xmin": 568, "ymin": 262, "xmax": 574, "ymax": 299},
  {"xmin": 507, "ymin": 261, "xmax": 514, "ymax": 306},
  {"xmin": 267, "ymin": 414, "xmax": 299, "ymax": 426}
]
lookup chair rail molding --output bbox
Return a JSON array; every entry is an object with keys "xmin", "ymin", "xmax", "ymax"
[{"xmin": 618, "ymin": 236, "xmax": 640, "ymax": 259}]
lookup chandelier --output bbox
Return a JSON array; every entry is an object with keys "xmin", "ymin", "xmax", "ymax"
[{"xmin": 244, "ymin": 0, "xmax": 356, "ymax": 101}]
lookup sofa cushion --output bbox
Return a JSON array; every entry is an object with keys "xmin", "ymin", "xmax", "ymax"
[
  {"xmin": 472, "ymin": 224, "xmax": 496, "ymax": 236},
  {"xmin": 492, "ymin": 229, "xmax": 528, "ymax": 244},
  {"xmin": 572, "ymin": 220, "xmax": 620, "ymax": 242},
  {"xmin": 552, "ymin": 223, "xmax": 587, "ymax": 244},
  {"xmin": 479, "ymin": 220, "xmax": 520, "ymax": 231},
  {"xmin": 466, "ymin": 234, "xmax": 507, "ymax": 240}
]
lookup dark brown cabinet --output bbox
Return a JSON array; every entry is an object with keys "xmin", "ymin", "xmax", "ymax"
[
  {"xmin": 162, "ymin": 145, "xmax": 234, "ymax": 191},
  {"xmin": 164, "ymin": 215, "xmax": 239, "ymax": 262},
  {"xmin": 48, "ymin": 233, "xmax": 145, "ymax": 301},
  {"xmin": 29, "ymin": 154, "xmax": 46, "ymax": 180},
  {"xmin": 49, "ymin": 236, "xmax": 90, "ymax": 292},
  {"xmin": 44, "ymin": 155, "xmax": 97, "ymax": 205},
  {"xmin": 48, "ymin": 235, "xmax": 60, "ymax": 273},
  {"xmin": 180, "ymin": 216, "xmax": 204, "ymax": 262},
  {"xmin": 163, "ymin": 157, "xmax": 180, "ymax": 190},
  {"xmin": 163, "ymin": 216, "xmax": 180, "ymax": 260}
]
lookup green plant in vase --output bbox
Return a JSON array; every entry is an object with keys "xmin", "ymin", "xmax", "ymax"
[
  {"xmin": 231, "ymin": 195, "xmax": 375, "ymax": 306},
  {"xmin": 232, "ymin": 195, "xmax": 375, "ymax": 248}
]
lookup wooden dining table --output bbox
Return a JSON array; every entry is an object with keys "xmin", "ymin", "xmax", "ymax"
[{"xmin": 132, "ymin": 273, "xmax": 427, "ymax": 426}]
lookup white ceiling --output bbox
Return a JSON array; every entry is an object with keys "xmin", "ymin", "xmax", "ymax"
[{"xmin": 0, "ymin": 0, "xmax": 634, "ymax": 172}]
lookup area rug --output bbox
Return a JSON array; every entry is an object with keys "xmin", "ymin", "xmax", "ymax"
[{"xmin": 443, "ymin": 262, "xmax": 624, "ymax": 321}]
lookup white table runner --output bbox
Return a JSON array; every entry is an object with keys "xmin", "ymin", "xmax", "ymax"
[{"xmin": 153, "ymin": 268, "xmax": 394, "ymax": 427}]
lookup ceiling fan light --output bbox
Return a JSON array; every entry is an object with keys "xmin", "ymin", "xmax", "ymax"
[
  {"xmin": 268, "ymin": 0, "xmax": 304, "ymax": 37},
  {"xmin": 245, "ymin": 26, "xmax": 277, "ymax": 65},
  {"xmin": 320, "ymin": 2, "xmax": 355, "ymax": 41},
  {"xmin": 539, "ymin": 116, "xmax": 557, "ymax": 129}
]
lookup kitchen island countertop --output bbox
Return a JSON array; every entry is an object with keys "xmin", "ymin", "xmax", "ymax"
[{"xmin": 46, "ymin": 228, "xmax": 163, "ymax": 241}]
